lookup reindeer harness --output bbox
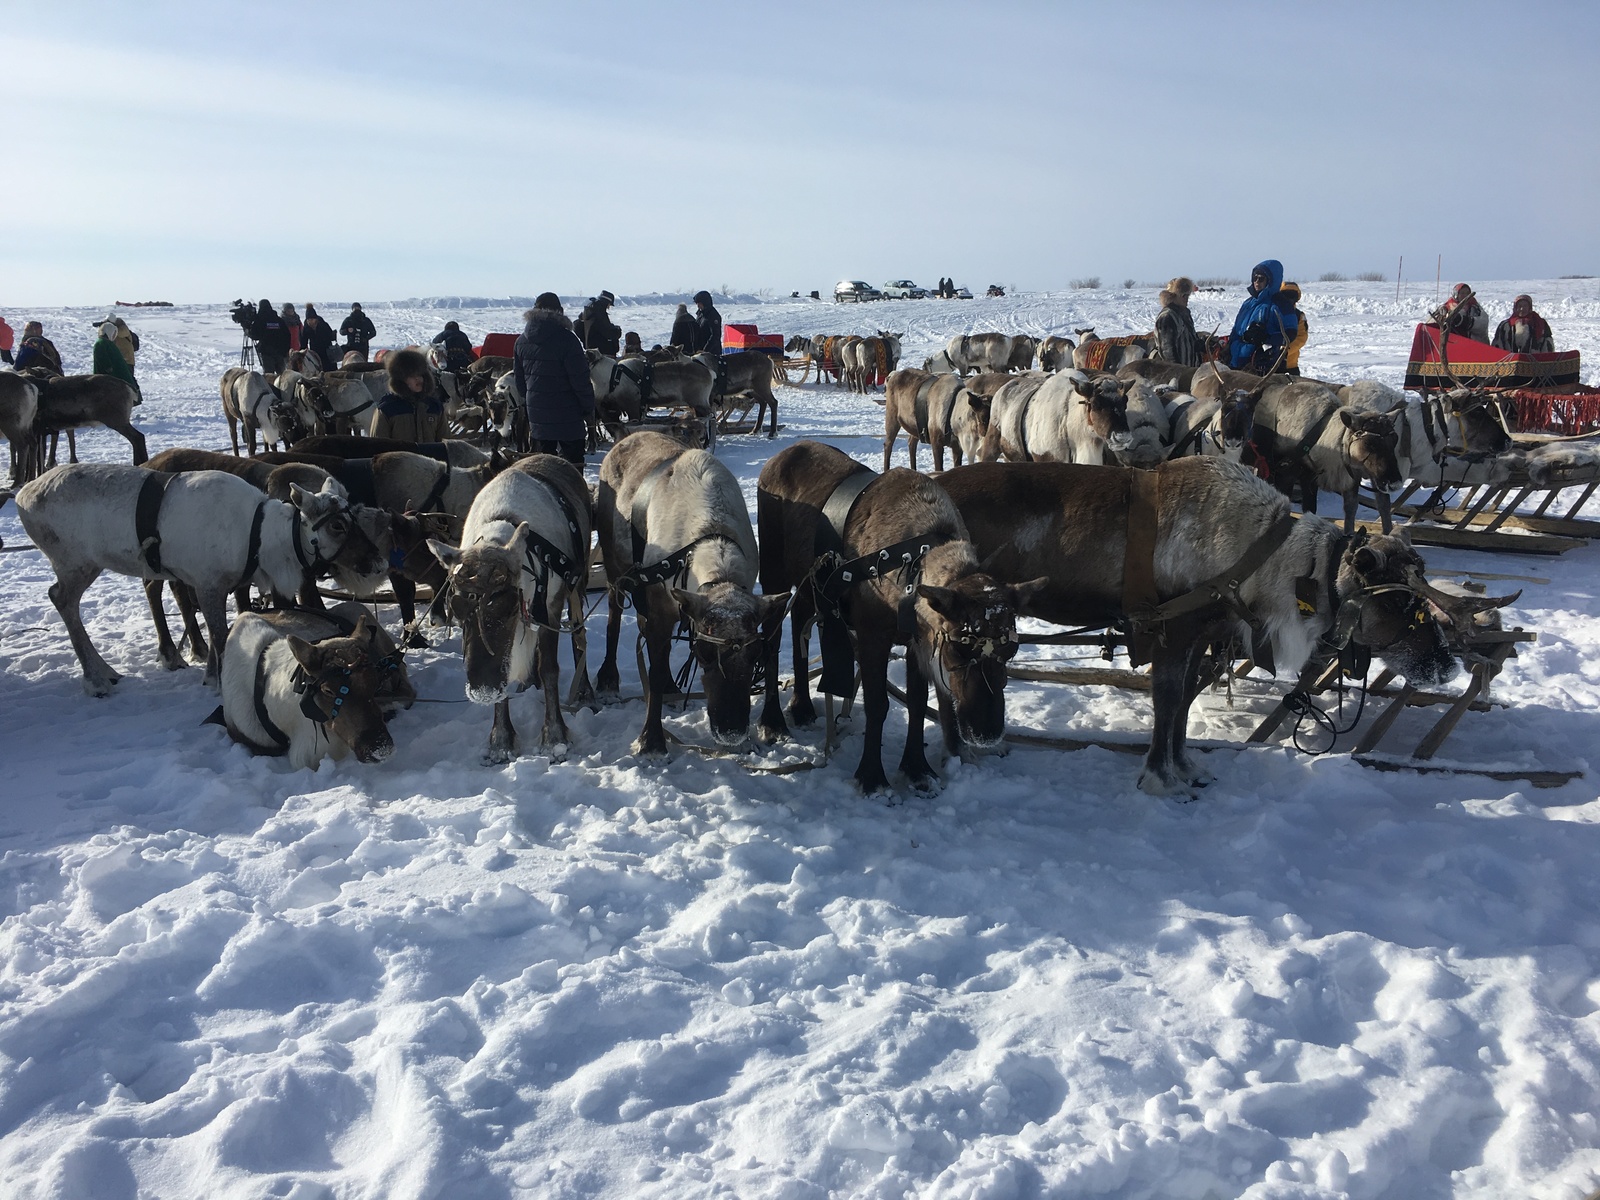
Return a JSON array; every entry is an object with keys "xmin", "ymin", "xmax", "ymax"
[{"xmin": 135, "ymin": 470, "xmax": 266, "ymax": 590}]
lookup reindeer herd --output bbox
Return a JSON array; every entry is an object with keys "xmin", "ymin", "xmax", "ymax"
[{"xmin": 3, "ymin": 324, "xmax": 1518, "ymax": 796}]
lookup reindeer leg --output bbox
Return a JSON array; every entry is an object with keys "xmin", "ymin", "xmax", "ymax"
[
  {"xmin": 197, "ymin": 589, "xmax": 231, "ymax": 689},
  {"xmin": 786, "ymin": 591, "xmax": 817, "ymax": 728},
  {"xmin": 883, "ymin": 407, "xmax": 897, "ymax": 473},
  {"xmin": 907, "ymin": 432, "xmax": 921, "ymax": 474},
  {"xmin": 108, "ymin": 420, "xmax": 147, "ymax": 466},
  {"xmin": 1343, "ymin": 488, "xmax": 1360, "ymax": 535},
  {"xmin": 898, "ymin": 653, "xmax": 937, "ymax": 792},
  {"xmin": 1376, "ymin": 488, "xmax": 1394, "ymax": 535},
  {"xmin": 174, "ymin": 581, "xmax": 208, "ymax": 661},
  {"xmin": 757, "ymin": 604, "xmax": 789, "ymax": 744},
  {"xmin": 145, "ymin": 580, "xmax": 187, "ymax": 671},
  {"xmin": 596, "ymin": 588, "xmax": 623, "ymax": 701},
  {"xmin": 67, "ymin": 429, "xmax": 78, "ymax": 464},
  {"xmin": 228, "ymin": 413, "xmax": 241, "ymax": 456},
  {"xmin": 1138, "ymin": 643, "xmax": 1192, "ymax": 797},
  {"xmin": 487, "ymin": 698, "xmax": 517, "ymax": 763},
  {"xmin": 853, "ymin": 624, "xmax": 893, "ymax": 795},
  {"xmin": 633, "ymin": 610, "xmax": 671, "ymax": 760},
  {"xmin": 1172, "ymin": 624, "xmax": 1217, "ymax": 788},
  {"xmin": 391, "ymin": 573, "xmax": 427, "ymax": 647},
  {"xmin": 566, "ymin": 585, "xmax": 595, "ymax": 709},
  {"xmin": 50, "ymin": 568, "xmax": 119, "ymax": 695},
  {"xmin": 538, "ymin": 626, "xmax": 570, "ymax": 756}
]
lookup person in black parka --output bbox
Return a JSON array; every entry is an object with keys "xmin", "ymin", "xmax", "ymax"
[
  {"xmin": 691, "ymin": 290, "xmax": 722, "ymax": 354},
  {"xmin": 513, "ymin": 293, "xmax": 595, "ymax": 465},
  {"xmin": 302, "ymin": 303, "xmax": 337, "ymax": 368},
  {"xmin": 249, "ymin": 299, "xmax": 291, "ymax": 374},
  {"xmin": 340, "ymin": 302, "xmax": 377, "ymax": 360},
  {"xmin": 431, "ymin": 320, "xmax": 475, "ymax": 372},
  {"xmin": 669, "ymin": 303, "xmax": 696, "ymax": 352}
]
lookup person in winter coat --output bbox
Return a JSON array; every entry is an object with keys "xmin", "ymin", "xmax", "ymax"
[
  {"xmin": 1431, "ymin": 283, "xmax": 1491, "ymax": 343},
  {"xmin": 1493, "ymin": 294, "xmax": 1556, "ymax": 354},
  {"xmin": 14, "ymin": 321, "xmax": 62, "ymax": 375},
  {"xmin": 513, "ymin": 292, "xmax": 595, "ymax": 465},
  {"xmin": 691, "ymin": 290, "xmax": 722, "ymax": 354},
  {"xmin": 1277, "ymin": 282, "xmax": 1308, "ymax": 375},
  {"xmin": 577, "ymin": 291, "xmax": 621, "ymax": 357},
  {"xmin": 669, "ymin": 303, "xmax": 696, "ymax": 352},
  {"xmin": 340, "ymin": 303, "xmax": 376, "ymax": 360},
  {"xmin": 280, "ymin": 303, "xmax": 302, "ymax": 353},
  {"xmin": 621, "ymin": 331, "xmax": 644, "ymax": 358},
  {"xmin": 0, "ymin": 315, "xmax": 13, "ymax": 364},
  {"xmin": 99, "ymin": 316, "xmax": 140, "ymax": 369},
  {"xmin": 431, "ymin": 320, "xmax": 475, "ymax": 372},
  {"xmin": 93, "ymin": 321, "xmax": 140, "ymax": 399},
  {"xmin": 249, "ymin": 299, "xmax": 291, "ymax": 374},
  {"xmin": 368, "ymin": 347, "xmax": 445, "ymax": 444},
  {"xmin": 1227, "ymin": 260, "xmax": 1297, "ymax": 373},
  {"xmin": 302, "ymin": 304, "xmax": 337, "ymax": 368},
  {"xmin": 1153, "ymin": 276, "xmax": 1201, "ymax": 366}
]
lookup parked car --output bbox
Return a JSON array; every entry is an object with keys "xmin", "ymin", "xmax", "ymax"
[
  {"xmin": 881, "ymin": 280, "xmax": 928, "ymax": 300},
  {"xmin": 939, "ymin": 286, "xmax": 973, "ymax": 300},
  {"xmin": 834, "ymin": 280, "xmax": 883, "ymax": 303}
]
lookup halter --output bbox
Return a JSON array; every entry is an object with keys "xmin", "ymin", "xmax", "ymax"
[{"xmin": 291, "ymin": 500, "xmax": 355, "ymax": 574}]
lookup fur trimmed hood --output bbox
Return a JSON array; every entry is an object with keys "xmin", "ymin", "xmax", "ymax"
[
  {"xmin": 523, "ymin": 308, "xmax": 574, "ymax": 334},
  {"xmin": 385, "ymin": 347, "xmax": 432, "ymax": 392},
  {"xmin": 1167, "ymin": 277, "xmax": 1196, "ymax": 297}
]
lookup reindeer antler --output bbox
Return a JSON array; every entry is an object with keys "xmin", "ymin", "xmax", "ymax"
[{"xmin": 1403, "ymin": 564, "xmax": 1520, "ymax": 629}]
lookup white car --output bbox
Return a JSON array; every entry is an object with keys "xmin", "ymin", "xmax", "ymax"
[
  {"xmin": 881, "ymin": 280, "xmax": 927, "ymax": 299},
  {"xmin": 834, "ymin": 280, "xmax": 883, "ymax": 303}
]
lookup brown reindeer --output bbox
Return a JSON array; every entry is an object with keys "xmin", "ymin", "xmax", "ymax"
[
  {"xmin": 756, "ymin": 440, "xmax": 1043, "ymax": 793},
  {"xmin": 940, "ymin": 457, "xmax": 1462, "ymax": 795},
  {"xmin": 885, "ymin": 370, "xmax": 972, "ymax": 472},
  {"xmin": 30, "ymin": 375, "xmax": 147, "ymax": 481}
]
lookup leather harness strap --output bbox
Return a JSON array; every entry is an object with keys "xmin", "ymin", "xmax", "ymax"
[
  {"xmin": 333, "ymin": 458, "xmax": 378, "ymax": 506},
  {"xmin": 237, "ymin": 501, "xmax": 267, "ymax": 591},
  {"xmin": 135, "ymin": 470, "xmax": 178, "ymax": 577}
]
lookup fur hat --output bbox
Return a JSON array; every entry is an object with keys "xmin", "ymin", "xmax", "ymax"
[
  {"xmin": 385, "ymin": 346, "xmax": 432, "ymax": 392},
  {"xmin": 1167, "ymin": 277, "xmax": 1196, "ymax": 296},
  {"xmin": 1158, "ymin": 289, "xmax": 1175, "ymax": 307},
  {"xmin": 534, "ymin": 292, "xmax": 562, "ymax": 313},
  {"xmin": 1279, "ymin": 282, "xmax": 1302, "ymax": 304}
]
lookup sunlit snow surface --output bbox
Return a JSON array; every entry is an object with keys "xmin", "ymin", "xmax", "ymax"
[{"xmin": 2, "ymin": 282, "xmax": 1599, "ymax": 1199}]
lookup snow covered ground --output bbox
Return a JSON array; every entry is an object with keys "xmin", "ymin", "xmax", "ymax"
[{"xmin": 2, "ymin": 281, "xmax": 1599, "ymax": 1199}]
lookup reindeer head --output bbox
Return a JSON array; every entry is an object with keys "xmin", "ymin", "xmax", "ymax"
[
  {"xmin": 914, "ymin": 572, "xmax": 1047, "ymax": 750},
  {"xmin": 285, "ymin": 614, "xmax": 403, "ymax": 762},
  {"xmin": 1215, "ymin": 388, "xmax": 1261, "ymax": 451},
  {"xmin": 1336, "ymin": 533, "xmax": 1458, "ymax": 686},
  {"xmin": 1072, "ymin": 376, "xmax": 1133, "ymax": 449},
  {"xmin": 290, "ymin": 483, "xmax": 388, "ymax": 580},
  {"xmin": 672, "ymin": 584, "xmax": 789, "ymax": 746},
  {"xmin": 430, "ymin": 524, "xmax": 534, "ymax": 703},
  {"xmin": 1338, "ymin": 408, "xmax": 1403, "ymax": 491},
  {"xmin": 1447, "ymin": 390, "xmax": 1513, "ymax": 456}
]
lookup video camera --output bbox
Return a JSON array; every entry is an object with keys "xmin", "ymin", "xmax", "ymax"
[{"xmin": 228, "ymin": 300, "xmax": 254, "ymax": 329}]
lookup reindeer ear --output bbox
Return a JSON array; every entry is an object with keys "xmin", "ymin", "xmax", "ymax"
[
  {"xmin": 758, "ymin": 591, "xmax": 791, "ymax": 626},
  {"xmin": 1071, "ymin": 378, "xmax": 1094, "ymax": 398},
  {"xmin": 1339, "ymin": 408, "xmax": 1359, "ymax": 429},
  {"xmin": 671, "ymin": 588, "xmax": 710, "ymax": 621},
  {"xmin": 504, "ymin": 521, "xmax": 531, "ymax": 555},
  {"xmin": 289, "ymin": 482, "xmax": 311, "ymax": 508},
  {"xmin": 916, "ymin": 584, "xmax": 960, "ymax": 619},
  {"xmin": 1352, "ymin": 545, "xmax": 1382, "ymax": 575},
  {"xmin": 286, "ymin": 635, "xmax": 322, "ymax": 671},
  {"xmin": 351, "ymin": 613, "xmax": 378, "ymax": 644},
  {"xmin": 426, "ymin": 538, "xmax": 461, "ymax": 568},
  {"xmin": 1009, "ymin": 576, "xmax": 1051, "ymax": 612}
]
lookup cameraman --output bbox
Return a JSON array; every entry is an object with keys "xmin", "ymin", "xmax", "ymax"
[
  {"xmin": 245, "ymin": 298, "xmax": 291, "ymax": 374},
  {"xmin": 340, "ymin": 302, "xmax": 376, "ymax": 361}
]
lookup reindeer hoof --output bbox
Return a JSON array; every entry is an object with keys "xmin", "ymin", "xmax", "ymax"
[
  {"xmin": 632, "ymin": 736, "xmax": 669, "ymax": 762},
  {"xmin": 401, "ymin": 629, "xmax": 430, "ymax": 650},
  {"xmin": 83, "ymin": 676, "xmax": 117, "ymax": 698},
  {"xmin": 159, "ymin": 650, "xmax": 188, "ymax": 672},
  {"xmin": 756, "ymin": 720, "xmax": 787, "ymax": 746},
  {"xmin": 484, "ymin": 741, "xmax": 517, "ymax": 765},
  {"xmin": 542, "ymin": 739, "xmax": 570, "ymax": 764},
  {"xmin": 787, "ymin": 698, "xmax": 817, "ymax": 728},
  {"xmin": 1136, "ymin": 767, "xmax": 1200, "ymax": 800},
  {"xmin": 908, "ymin": 773, "xmax": 943, "ymax": 798}
]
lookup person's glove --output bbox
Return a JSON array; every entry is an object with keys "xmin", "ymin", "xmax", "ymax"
[{"xmin": 1240, "ymin": 323, "xmax": 1266, "ymax": 347}]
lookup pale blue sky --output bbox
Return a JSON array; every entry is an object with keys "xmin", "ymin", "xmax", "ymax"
[{"xmin": 4, "ymin": 0, "xmax": 1597, "ymax": 304}]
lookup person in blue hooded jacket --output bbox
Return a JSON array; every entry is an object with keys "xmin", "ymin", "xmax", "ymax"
[{"xmin": 1228, "ymin": 260, "xmax": 1298, "ymax": 373}]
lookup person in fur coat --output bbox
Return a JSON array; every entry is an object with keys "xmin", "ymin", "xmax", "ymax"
[
  {"xmin": 513, "ymin": 293, "xmax": 595, "ymax": 465},
  {"xmin": 1492, "ymin": 294, "xmax": 1556, "ymax": 354},
  {"xmin": 1154, "ymin": 276, "xmax": 1200, "ymax": 366},
  {"xmin": 369, "ymin": 347, "xmax": 445, "ymax": 443},
  {"xmin": 669, "ymin": 303, "xmax": 696, "ymax": 352}
]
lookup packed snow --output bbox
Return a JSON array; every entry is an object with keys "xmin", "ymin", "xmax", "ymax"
[{"xmin": 2, "ymin": 281, "xmax": 1600, "ymax": 1199}]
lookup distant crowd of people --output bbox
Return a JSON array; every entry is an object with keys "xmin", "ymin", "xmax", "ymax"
[{"xmin": 241, "ymin": 300, "xmax": 371, "ymax": 372}]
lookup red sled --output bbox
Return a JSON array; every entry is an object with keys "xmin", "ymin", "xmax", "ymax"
[
  {"xmin": 478, "ymin": 332, "xmax": 519, "ymax": 359},
  {"xmin": 1404, "ymin": 324, "xmax": 1580, "ymax": 391}
]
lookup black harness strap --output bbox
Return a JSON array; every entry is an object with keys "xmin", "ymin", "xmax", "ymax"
[
  {"xmin": 818, "ymin": 465, "xmax": 876, "ymax": 555},
  {"xmin": 610, "ymin": 357, "xmax": 655, "ymax": 407},
  {"xmin": 417, "ymin": 463, "xmax": 452, "ymax": 515},
  {"xmin": 135, "ymin": 471, "xmax": 177, "ymax": 577},
  {"xmin": 1128, "ymin": 508, "xmax": 1298, "ymax": 636},
  {"xmin": 811, "ymin": 464, "xmax": 879, "ymax": 696},
  {"xmin": 246, "ymin": 651, "xmax": 292, "ymax": 755},
  {"xmin": 237, "ymin": 501, "xmax": 267, "ymax": 590},
  {"xmin": 519, "ymin": 482, "xmax": 589, "ymax": 626},
  {"xmin": 415, "ymin": 441, "xmax": 450, "ymax": 463}
]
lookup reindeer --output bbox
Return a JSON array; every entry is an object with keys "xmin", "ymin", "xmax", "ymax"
[
  {"xmin": 220, "ymin": 367, "xmax": 309, "ymax": 455},
  {"xmin": 16, "ymin": 465, "xmax": 385, "ymax": 694},
  {"xmin": 595, "ymin": 431, "xmax": 785, "ymax": 756},
  {"xmin": 1107, "ymin": 378, "xmax": 1171, "ymax": 468},
  {"xmin": 1163, "ymin": 389, "xmax": 1260, "ymax": 461},
  {"xmin": 1038, "ymin": 335, "xmax": 1077, "ymax": 373},
  {"xmin": 693, "ymin": 350, "xmax": 779, "ymax": 437},
  {"xmin": 219, "ymin": 605, "xmax": 414, "ymax": 768},
  {"xmin": 588, "ymin": 352, "xmax": 716, "ymax": 447},
  {"xmin": 28, "ymin": 376, "xmax": 147, "ymax": 480},
  {"xmin": 944, "ymin": 333, "xmax": 1033, "ymax": 376},
  {"xmin": 883, "ymin": 370, "xmax": 971, "ymax": 472},
  {"xmin": 989, "ymin": 372, "xmax": 1134, "ymax": 465},
  {"xmin": 1119, "ymin": 357, "xmax": 1199, "ymax": 391},
  {"xmin": 1071, "ymin": 328, "xmax": 1153, "ymax": 372},
  {"xmin": 979, "ymin": 372, "xmax": 1050, "ymax": 461},
  {"xmin": 756, "ymin": 441, "xmax": 1044, "ymax": 792},
  {"xmin": 1, "ymin": 372, "xmax": 39, "ymax": 484},
  {"xmin": 286, "ymin": 434, "xmax": 491, "ymax": 468},
  {"xmin": 941, "ymin": 457, "xmax": 1472, "ymax": 795},
  {"xmin": 427, "ymin": 455, "xmax": 595, "ymax": 761}
]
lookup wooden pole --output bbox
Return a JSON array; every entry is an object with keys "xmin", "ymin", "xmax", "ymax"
[
  {"xmin": 1397, "ymin": 256, "xmax": 1403, "ymax": 301},
  {"xmin": 1436, "ymin": 254, "xmax": 1442, "ymax": 302}
]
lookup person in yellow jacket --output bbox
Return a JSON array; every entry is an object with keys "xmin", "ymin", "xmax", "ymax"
[{"xmin": 1277, "ymin": 282, "xmax": 1308, "ymax": 375}]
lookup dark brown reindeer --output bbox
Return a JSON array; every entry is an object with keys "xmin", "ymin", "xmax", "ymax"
[
  {"xmin": 595, "ymin": 431, "xmax": 785, "ymax": 757},
  {"xmin": 756, "ymin": 440, "xmax": 1044, "ymax": 793},
  {"xmin": 883, "ymin": 370, "xmax": 971, "ymax": 472},
  {"xmin": 28, "ymin": 375, "xmax": 148, "ymax": 483},
  {"xmin": 939, "ymin": 456, "xmax": 1465, "ymax": 796}
]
